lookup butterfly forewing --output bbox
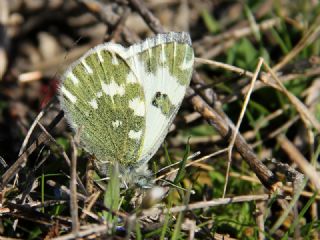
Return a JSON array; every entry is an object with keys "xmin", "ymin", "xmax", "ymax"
[{"xmin": 60, "ymin": 48, "xmax": 146, "ymax": 169}]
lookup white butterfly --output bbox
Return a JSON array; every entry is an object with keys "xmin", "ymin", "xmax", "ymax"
[{"xmin": 59, "ymin": 32, "xmax": 194, "ymax": 186}]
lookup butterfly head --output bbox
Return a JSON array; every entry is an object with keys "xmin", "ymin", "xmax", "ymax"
[{"xmin": 122, "ymin": 164, "xmax": 154, "ymax": 188}]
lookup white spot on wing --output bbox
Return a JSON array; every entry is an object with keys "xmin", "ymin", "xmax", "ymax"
[
  {"xmin": 82, "ymin": 59, "xmax": 93, "ymax": 74},
  {"xmin": 111, "ymin": 52, "xmax": 119, "ymax": 65},
  {"xmin": 112, "ymin": 120, "xmax": 122, "ymax": 128},
  {"xmin": 97, "ymin": 91, "xmax": 103, "ymax": 98},
  {"xmin": 61, "ymin": 86, "xmax": 77, "ymax": 103},
  {"xmin": 160, "ymin": 44, "xmax": 166, "ymax": 63},
  {"xmin": 102, "ymin": 44, "xmax": 125, "ymax": 56},
  {"xmin": 180, "ymin": 48, "xmax": 194, "ymax": 70},
  {"xmin": 129, "ymin": 55, "xmax": 141, "ymax": 77},
  {"xmin": 148, "ymin": 47, "xmax": 152, "ymax": 58},
  {"xmin": 89, "ymin": 99, "xmax": 98, "ymax": 109},
  {"xmin": 101, "ymin": 80, "xmax": 125, "ymax": 102},
  {"xmin": 68, "ymin": 72, "xmax": 79, "ymax": 85},
  {"xmin": 97, "ymin": 51, "xmax": 104, "ymax": 62},
  {"xmin": 129, "ymin": 97, "xmax": 145, "ymax": 116},
  {"xmin": 128, "ymin": 129, "xmax": 142, "ymax": 140}
]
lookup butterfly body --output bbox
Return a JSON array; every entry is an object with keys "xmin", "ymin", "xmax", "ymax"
[{"xmin": 59, "ymin": 32, "xmax": 194, "ymax": 186}]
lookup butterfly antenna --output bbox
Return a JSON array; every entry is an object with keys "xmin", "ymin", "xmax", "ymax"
[
  {"xmin": 156, "ymin": 151, "xmax": 201, "ymax": 174},
  {"xmin": 157, "ymin": 178, "xmax": 195, "ymax": 194}
]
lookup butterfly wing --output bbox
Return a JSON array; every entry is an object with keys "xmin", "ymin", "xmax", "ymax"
[
  {"xmin": 59, "ymin": 45, "xmax": 146, "ymax": 172},
  {"xmin": 122, "ymin": 32, "xmax": 194, "ymax": 166},
  {"xmin": 59, "ymin": 32, "xmax": 194, "ymax": 176}
]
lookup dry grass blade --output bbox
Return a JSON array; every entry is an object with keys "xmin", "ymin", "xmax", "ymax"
[
  {"xmin": 167, "ymin": 194, "xmax": 288, "ymax": 213},
  {"xmin": 262, "ymin": 62, "xmax": 320, "ymax": 132},
  {"xmin": 70, "ymin": 137, "xmax": 79, "ymax": 234},
  {"xmin": 272, "ymin": 15, "xmax": 320, "ymax": 72},
  {"xmin": 129, "ymin": 0, "xmax": 164, "ymax": 33},
  {"xmin": 223, "ymin": 58, "xmax": 264, "ymax": 197}
]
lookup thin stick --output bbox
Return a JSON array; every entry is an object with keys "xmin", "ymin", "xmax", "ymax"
[
  {"xmin": 167, "ymin": 193, "xmax": 288, "ymax": 213},
  {"xmin": 128, "ymin": 0, "xmax": 164, "ymax": 33},
  {"xmin": 70, "ymin": 137, "xmax": 79, "ymax": 234},
  {"xmin": 256, "ymin": 200, "xmax": 265, "ymax": 240},
  {"xmin": 195, "ymin": 57, "xmax": 254, "ymax": 78},
  {"xmin": 222, "ymin": 58, "xmax": 264, "ymax": 197},
  {"xmin": 18, "ymin": 100, "xmax": 55, "ymax": 156},
  {"xmin": 80, "ymin": 191, "xmax": 101, "ymax": 219},
  {"xmin": 0, "ymin": 155, "xmax": 7, "ymax": 168}
]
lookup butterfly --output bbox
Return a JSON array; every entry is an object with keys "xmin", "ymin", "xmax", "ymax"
[{"xmin": 59, "ymin": 32, "xmax": 194, "ymax": 186}]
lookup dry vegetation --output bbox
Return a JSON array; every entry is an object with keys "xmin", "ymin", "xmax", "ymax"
[{"xmin": 0, "ymin": 0, "xmax": 320, "ymax": 239}]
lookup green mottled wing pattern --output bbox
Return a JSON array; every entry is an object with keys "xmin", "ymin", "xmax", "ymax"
[
  {"xmin": 59, "ymin": 32, "xmax": 194, "ymax": 180},
  {"xmin": 59, "ymin": 48, "xmax": 145, "ymax": 170}
]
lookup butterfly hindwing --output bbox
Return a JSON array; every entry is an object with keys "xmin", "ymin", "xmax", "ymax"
[
  {"xmin": 59, "ymin": 48, "xmax": 145, "ymax": 169},
  {"xmin": 125, "ymin": 32, "xmax": 194, "ymax": 165}
]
